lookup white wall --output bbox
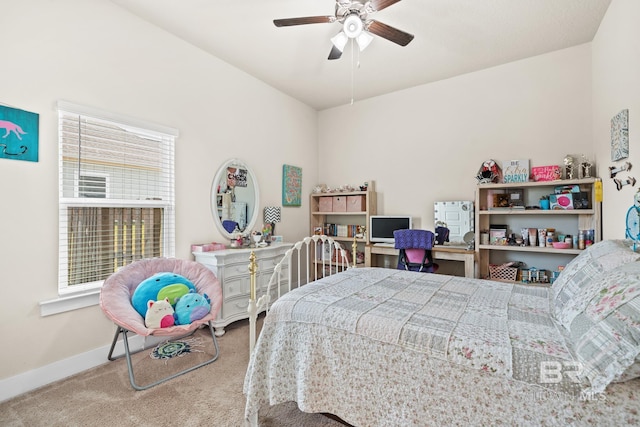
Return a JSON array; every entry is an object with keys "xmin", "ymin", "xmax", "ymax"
[
  {"xmin": 318, "ymin": 44, "xmax": 593, "ymax": 231},
  {"xmin": 592, "ymin": 0, "xmax": 640, "ymax": 238},
  {"xmin": 0, "ymin": 0, "xmax": 317, "ymax": 385}
]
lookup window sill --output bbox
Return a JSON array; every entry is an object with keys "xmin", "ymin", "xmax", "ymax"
[{"xmin": 39, "ymin": 290, "xmax": 101, "ymax": 317}]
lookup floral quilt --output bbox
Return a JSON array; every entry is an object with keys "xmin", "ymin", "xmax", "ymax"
[{"xmin": 244, "ymin": 268, "xmax": 640, "ymax": 426}]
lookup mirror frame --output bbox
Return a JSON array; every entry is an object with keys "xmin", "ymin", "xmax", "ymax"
[{"xmin": 211, "ymin": 158, "xmax": 260, "ymax": 240}]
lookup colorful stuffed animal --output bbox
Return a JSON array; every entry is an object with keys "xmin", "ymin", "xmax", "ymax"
[
  {"xmin": 144, "ymin": 298, "xmax": 175, "ymax": 329},
  {"xmin": 174, "ymin": 290, "xmax": 211, "ymax": 325},
  {"xmin": 131, "ymin": 272, "xmax": 197, "ymax": 318}
]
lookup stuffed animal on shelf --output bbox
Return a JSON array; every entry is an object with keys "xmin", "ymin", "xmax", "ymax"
[
  {"xmin": 174, "ymin": 290, "xmax": 211, "ymax": 325},
  {"xmin": 144, "ymin": 298, "xmax": 175, "ymax": 329},
  {"xmin": 476, "ymin": 159, "xmax": 502, "ymax": 184}
]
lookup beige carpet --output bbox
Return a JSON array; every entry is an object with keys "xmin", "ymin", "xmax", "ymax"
[{"xmin": 0, "ymin": 318, "xmax": 347, "ymax": 427}]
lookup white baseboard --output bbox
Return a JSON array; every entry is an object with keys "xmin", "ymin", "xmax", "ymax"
[{"xmin": 0, "ymin": 333, "xmax": 165, "ymax": 403}]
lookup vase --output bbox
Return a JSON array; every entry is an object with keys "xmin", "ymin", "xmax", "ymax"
[{"xmin": 539, "ymin": 199, "xmax": 550, "ymax": 210}]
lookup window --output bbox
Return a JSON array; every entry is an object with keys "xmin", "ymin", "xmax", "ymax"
[{"xmin": 58, "ymin": 101, "xmax": 177, "ymax": 295}]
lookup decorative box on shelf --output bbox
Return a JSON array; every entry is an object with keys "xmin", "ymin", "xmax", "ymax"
[
  {"xmin": 347, "ymin": 195, "xmax": 366, "ymax": 212},
  {"xmin": 332, "ymin": 196, "xmax": 347, "ymax": 212},
  {"xmin": 319, "ymin": 197, "xmax": 333, "ymax": 212}
]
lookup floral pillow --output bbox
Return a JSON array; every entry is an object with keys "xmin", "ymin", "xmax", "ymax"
[
  {"xmin": 567, "ymin": 261, "xmax": 640, "ymax": 392},
  {"xmin": 551, "ymin": 239, "xmax": 640, "ymax": 329}
]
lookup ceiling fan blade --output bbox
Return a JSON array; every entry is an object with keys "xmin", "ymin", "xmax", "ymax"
[
  {"xmin": 367, "ymin": 20, "xmax": 414, "ymax": 46},
  {"xmin": 369, "ymin": 0, "xmax": 403, "ymax": 12},
  {"xmin": 273, "ymin": 16, "xmax": 335, "ymax": 27},
  {"xmin": 328, "ymin": 45, "xmax": 343, "ymax": 60}
]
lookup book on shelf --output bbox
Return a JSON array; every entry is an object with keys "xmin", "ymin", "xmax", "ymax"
[{"xmin": 323, "ymin": 223, "xmax": 360, "ymax": 238}]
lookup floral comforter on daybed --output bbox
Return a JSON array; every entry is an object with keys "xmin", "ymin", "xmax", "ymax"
[{"xmin": 244, "ymin": 240, "xmax": 640, "ymax": 426}]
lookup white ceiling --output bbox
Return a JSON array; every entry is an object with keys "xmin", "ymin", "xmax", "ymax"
[{"xmin": 109, "ymin": 0, "xmax": 611, "ymax": 111}]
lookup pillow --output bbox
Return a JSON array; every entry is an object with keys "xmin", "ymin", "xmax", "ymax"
[
  {"xmin": 551, "ymin": 239, "xmax": 639, "ymax": 329},
  {"xmin": 566, "ymin": 261, "xmax": 640, "ymax": 392},
  {"xmin": 131, "ymin": 272, "xmax": 197, "ymax": 317}
]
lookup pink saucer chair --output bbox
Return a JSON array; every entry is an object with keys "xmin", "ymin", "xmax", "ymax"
[{"xmin": 100, "ymin": 257, "xmax": 222, "ymax": 390}]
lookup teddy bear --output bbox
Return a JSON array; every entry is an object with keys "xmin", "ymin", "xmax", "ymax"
[{"xmin": 144, "ymin": 298, "xmax": 175, "ymax": 329}]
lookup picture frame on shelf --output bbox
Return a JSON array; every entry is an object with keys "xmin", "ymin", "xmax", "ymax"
[
  {"xmin": 508, "ymin": 188, "xmax": 525, "ymax": 208},
  {"xmin": 493, "ymin": 193, "xmax": 510, "ymax": 208},
  {"xmin": 489, "ymin": 224, "xmax": 507, "ymax": 245},
  {"xmin": 489, "ymin": 228, "xmax": 507, "ymax": 245}
]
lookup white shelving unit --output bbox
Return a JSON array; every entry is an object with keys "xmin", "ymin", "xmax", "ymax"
[
  {"xmin": 309, "ymin": 183, "xmax": 377, "ymax": 267},
  {"xmin": 475, "ymin": 178, "xmax": 602, "ymax": 283}
]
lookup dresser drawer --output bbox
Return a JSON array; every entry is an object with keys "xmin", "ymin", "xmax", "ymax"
[
  {"xmin": 221, "ymin": 262, "xmax": 251, "ymax": 280},
  {"xmin": 222, "ymin": 295, "xmax": 251, "ymax": 319},
  {"xmin": 224, "ymin": 276, "xmax": 250, "ymax": 300}
]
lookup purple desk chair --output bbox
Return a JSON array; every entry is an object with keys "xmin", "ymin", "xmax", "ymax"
[{"xmin": 393, "ymin": 229, "xmax": 438, "ymax": 273}]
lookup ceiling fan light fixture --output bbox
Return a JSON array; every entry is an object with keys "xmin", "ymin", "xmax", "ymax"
[
  {"xmin": 356, "ymin": 31, "xmax": 373, "ymax": 51},
  {"xmin": 331, "ymin": 31, "xmax": 348, "ymax": 52},
  {"xmin": 343, "ymin": 14, "xmax": 363, "ymax": 38}
]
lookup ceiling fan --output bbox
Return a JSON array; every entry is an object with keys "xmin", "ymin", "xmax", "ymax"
[{"xmin": 273, "ymin": 0, "xmax": 414, "ymax": 60}]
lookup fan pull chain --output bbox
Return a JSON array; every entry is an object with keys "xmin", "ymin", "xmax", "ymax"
[{"xmin": 350, "ymin": 39, "xmax": 355, "ymax": 105}]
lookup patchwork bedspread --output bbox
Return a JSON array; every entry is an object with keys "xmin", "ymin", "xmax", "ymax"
[{"xmin": 244, "ymin": 268, "xmax": 640, "ymax": 426}]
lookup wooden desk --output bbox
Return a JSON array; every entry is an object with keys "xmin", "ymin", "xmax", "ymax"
[{"xmin": 365, "ymin": 244, "xmax": 476, "ymax": 278}]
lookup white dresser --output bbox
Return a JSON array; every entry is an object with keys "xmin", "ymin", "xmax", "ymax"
[{"xmin": 193, "ymin": 243, "xmax": 293, "ymax": 336}]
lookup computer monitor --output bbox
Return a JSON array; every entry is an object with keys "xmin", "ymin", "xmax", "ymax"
[{"xmin": 369, "ymin": 215, "xmax": 412, "ymax": 243}]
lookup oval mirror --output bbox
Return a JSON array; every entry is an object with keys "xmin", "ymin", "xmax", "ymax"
[{"xmin": 211, "ymin": 158, "xmax": 260, "ymax": 240}]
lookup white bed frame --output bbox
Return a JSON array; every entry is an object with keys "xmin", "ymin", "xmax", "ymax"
[{"xmin": 247, "ymin": 235, "xmax": 355, "ymax": 353}]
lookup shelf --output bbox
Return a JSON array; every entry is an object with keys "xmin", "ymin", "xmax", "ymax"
[
  {"xmin": 310, "ymin": 184, "xmax": 377, "ymax": 268},
  {"xmin": 476, "ymin": 177, "xmax": 597, "ymax": 189},
  {"xmin": 478, "ymin": 244, "xmax": 583, "ymax": 255},
  {"xmin": 310, "ymin": 190, "xmax": 368, "ymax": 197},
  {"xmin": 479, "ymin": 209, "xmax": 595, "ymax": 215},
  {"xmin": 475, "ymin": 177, "xmax": 601, "ymax": 280},
  {"xmin": 328, "ymin": 236, "xmax": 366, "ymax": 243},
  {"xmin": 312, "ymin": 211, "xmax": 366, "ymax": 215}
]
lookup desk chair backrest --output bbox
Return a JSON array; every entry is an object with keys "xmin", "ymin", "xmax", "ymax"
[{"xmin": 394, "ymin": 229, "xmax": 437, "ymax": 273}]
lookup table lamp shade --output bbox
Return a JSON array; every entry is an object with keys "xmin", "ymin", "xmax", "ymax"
[
  {"xmin": 264, "ymin": 206, "xmax": 281, "ymax": 236},
  {"xmin": 264, "ymin": 207, "xmax": 281, "ymax": 224}
]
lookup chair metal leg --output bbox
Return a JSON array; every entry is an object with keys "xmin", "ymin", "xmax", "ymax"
[{"xmin": 107, "ymin": 321, "xmax": 220, "ymax": 390}]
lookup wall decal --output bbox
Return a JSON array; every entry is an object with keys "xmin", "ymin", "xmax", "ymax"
[
  {"xmin": 0, "ymin": 104, "xmax": 39, "ymax": 162},
  {"xmin": 611, "ymin": 109, "xmax": 629, "ymax": 161}
]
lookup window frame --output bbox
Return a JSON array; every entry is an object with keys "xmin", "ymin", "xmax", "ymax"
[{"xmin": 56, "ymin": 101, "xmax": 178, "ymax": 298}]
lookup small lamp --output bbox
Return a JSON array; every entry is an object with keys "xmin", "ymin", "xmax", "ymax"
[{"xmin": 263, "ymin": 206, "xmax": 282, "ymax": 237}]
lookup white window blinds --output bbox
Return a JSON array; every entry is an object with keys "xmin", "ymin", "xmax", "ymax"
[{"xmin": 58, "ymin": 102, "xmax": 177, "ymax": 294}]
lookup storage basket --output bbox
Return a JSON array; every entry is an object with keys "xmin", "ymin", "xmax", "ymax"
[{"xmin": 489, "ymin": 263, "xmax": 519, "ymax": 281}]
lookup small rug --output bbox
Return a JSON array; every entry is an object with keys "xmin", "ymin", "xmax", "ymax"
[{"xmin": 150, "ymin": 337, "xmax": 204, "ymax": 361}]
